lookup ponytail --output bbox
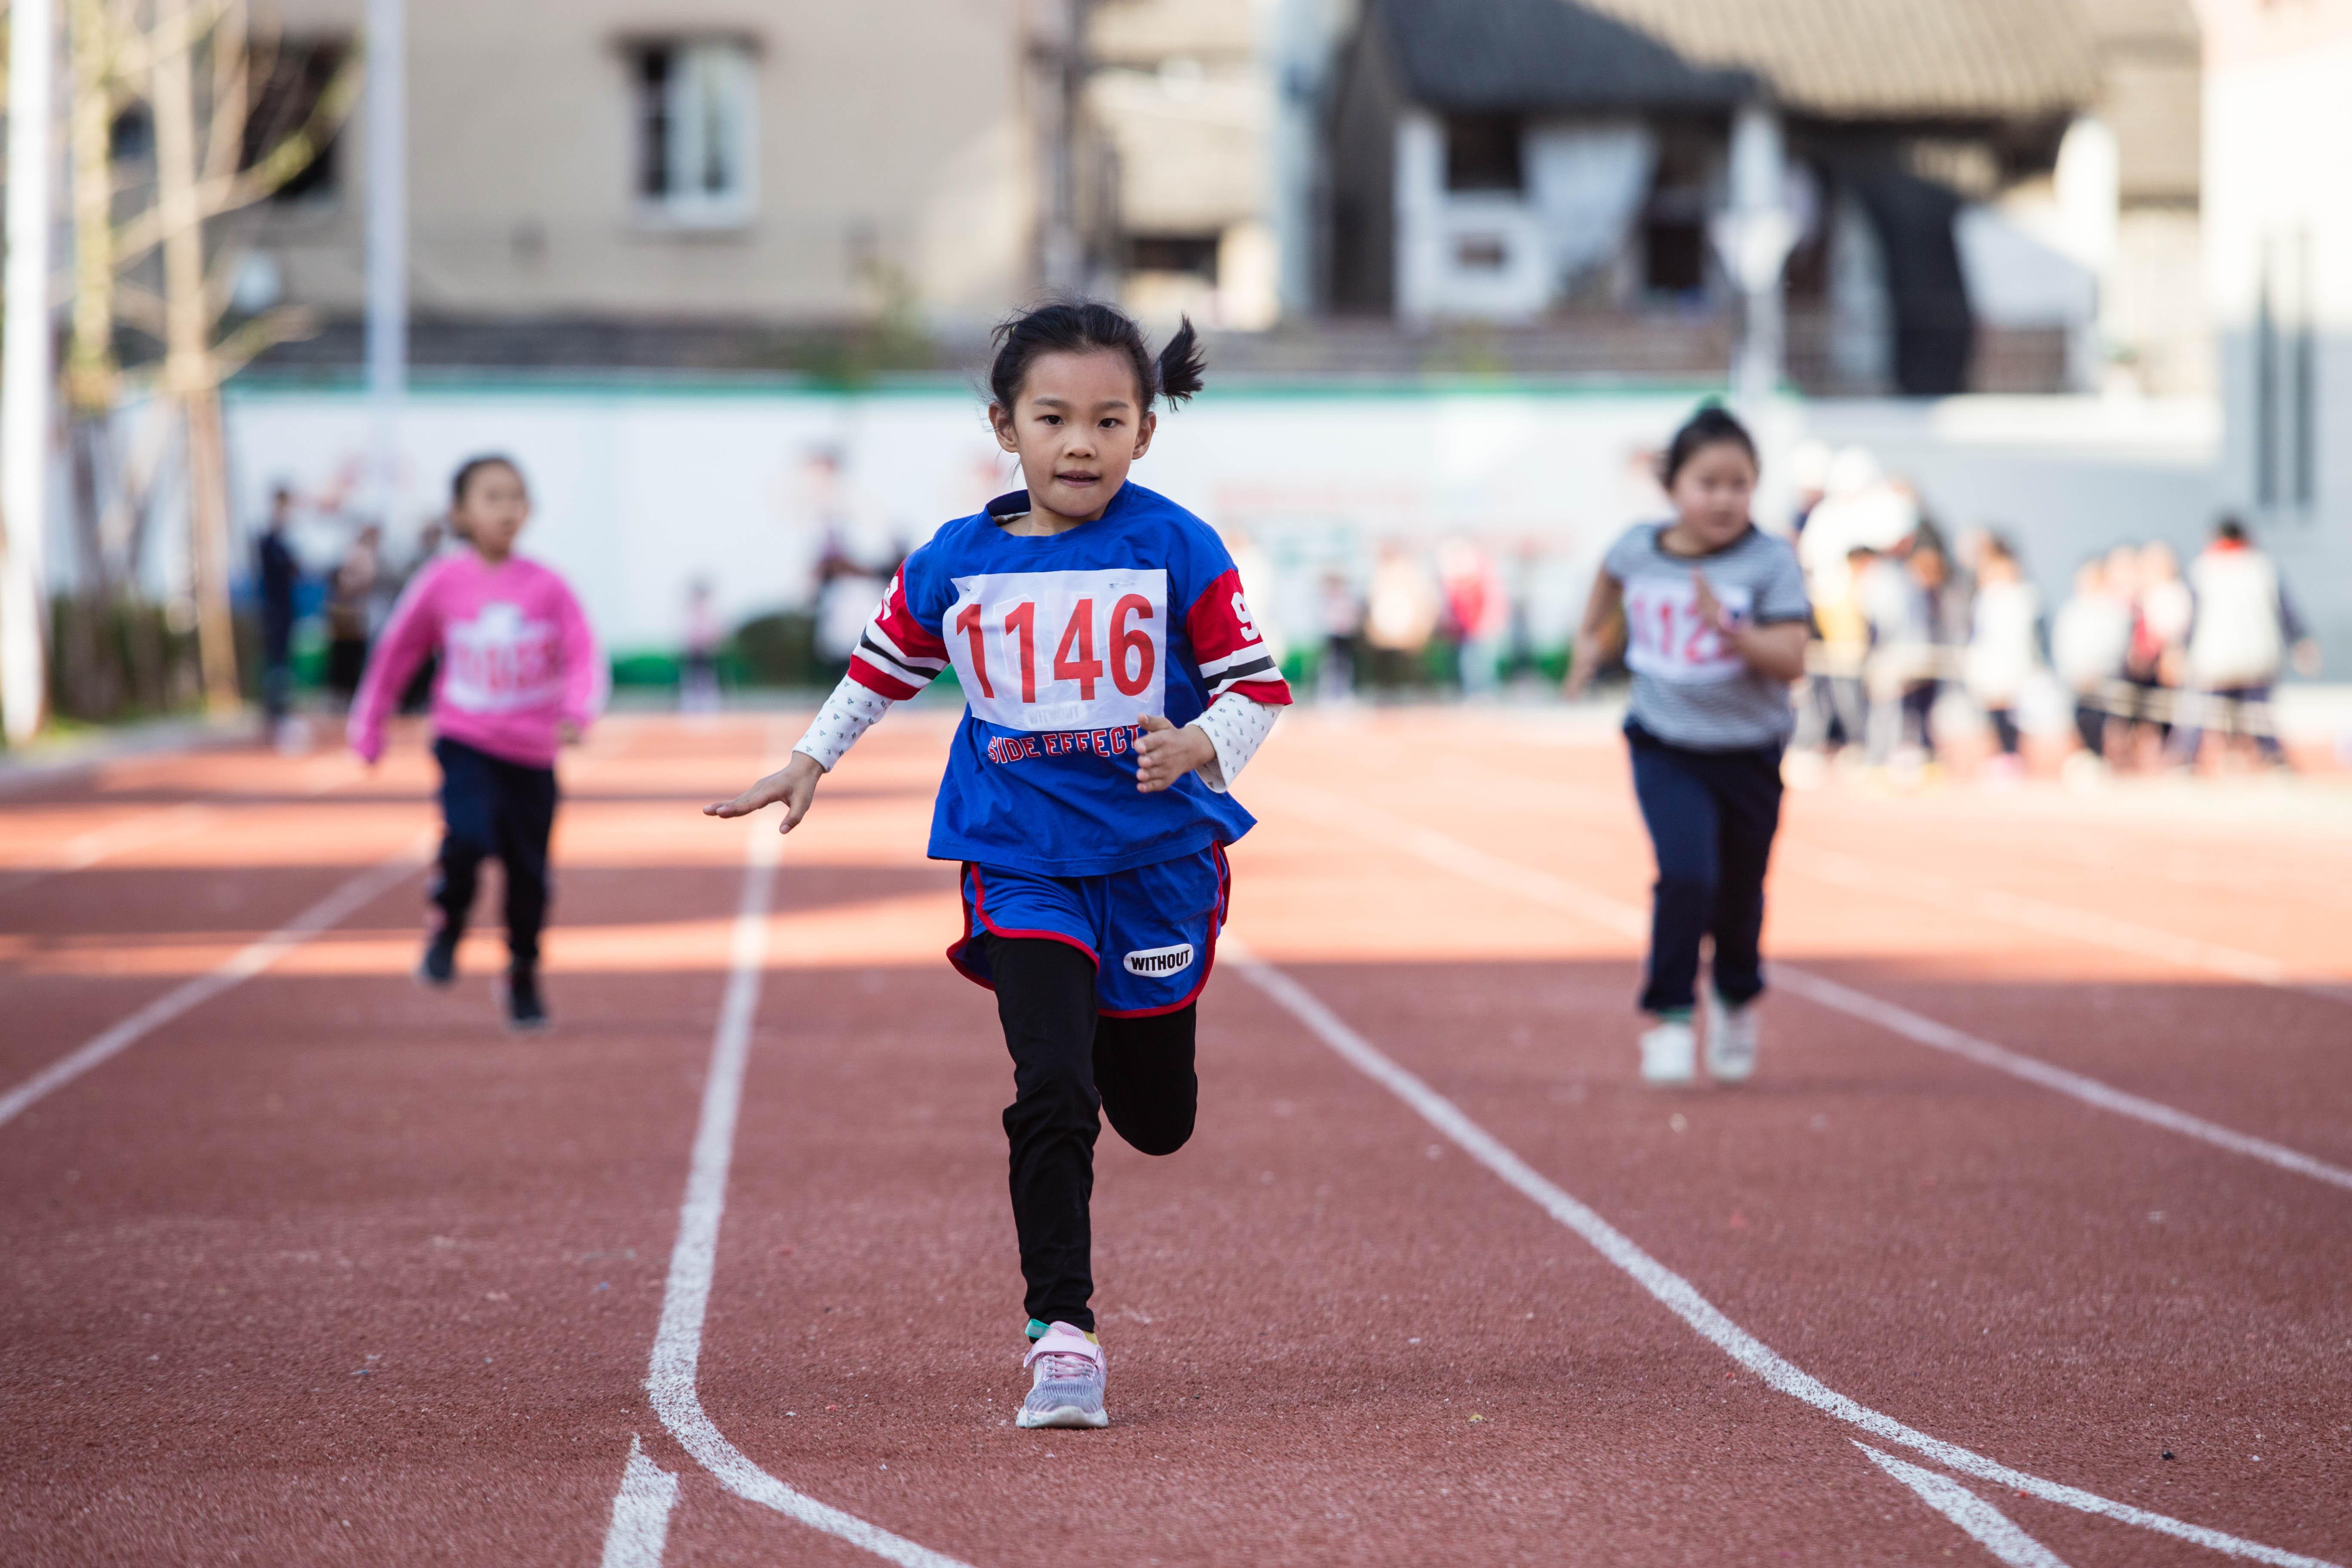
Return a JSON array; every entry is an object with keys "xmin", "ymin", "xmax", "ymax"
[{"xmin": 986, "ymin": 300, "xmax": 1206, "ymax": 414}]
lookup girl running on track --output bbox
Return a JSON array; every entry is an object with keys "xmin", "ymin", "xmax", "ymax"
[
  {"xmin": 707, "ymin": 301, "xmax": 1289, "ymax": 1430},
  {"xmin": 349, "ymin": 456, "xmax": 607, "ymax": 1032},
  {"xmin": 1566, "ymin": 405, "xmax": 1809, "ymax": 1086}
]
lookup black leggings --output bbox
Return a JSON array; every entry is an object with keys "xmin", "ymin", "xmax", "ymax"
[
  {"xmin": 989, "ymin": 934, "xmax": 1197, "ymax": 1334},
  {"xmin": 431, "ymin": 737, "xmax": 557, "ymax": 968}
]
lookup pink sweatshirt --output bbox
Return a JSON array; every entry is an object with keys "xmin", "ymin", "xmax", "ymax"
[{"xmin": 348, "ymin": 552, "xmax": 608, "ymax": 769}]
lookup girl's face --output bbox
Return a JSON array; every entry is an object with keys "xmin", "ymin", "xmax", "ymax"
[
  {"xmin": 1665, "ymin": 441, "xmax": 1758, "ymax": 548},
  {"xmin": 456, "ymin": 464, "xmax": 531, "ymax": 561},
  {"xmin": 990, "ymin": 348, "xmax": 1157, "ymax": 524}
]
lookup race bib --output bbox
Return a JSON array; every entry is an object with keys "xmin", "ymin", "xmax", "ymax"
[
  {"xmin": 945, "ymin": 569, "xmax": 1168, "ymax": 732},
  {"xmin": 442, "ymin": 600, "xmax": 564, "ymax": 712},
  {"xmin": 1622, "ymin": 574, "xmax": 1753, "ymax": 684}
]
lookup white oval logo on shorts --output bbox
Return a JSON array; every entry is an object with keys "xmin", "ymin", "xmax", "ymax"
[{"xmin": 1123, "ymin": 943, "xmax": 1194, "ymax": 978}]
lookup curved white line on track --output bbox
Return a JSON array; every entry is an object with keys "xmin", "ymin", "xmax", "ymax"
[
  {"xmin": 1858, "ymin": 1444, "xmax": 2073, "ymax": 1567},
  {"xmin": 613, "ymin": 815, "xmax": 974, "ymax": 1568},
  {"xmin": 0, "ymin": 837, "xmax": 429, "ymax": 1130},
  {"xmin": 1267, "ymin": 783, "xmax": 2352, "ymax": 1192},
  {"xmin": 601, "ymin": 1436, "xmax": 681, "ymax": 1568},
  {"xmin": 1233, "ymin": 950, "xmax": 2339, "ymax": 1568}
]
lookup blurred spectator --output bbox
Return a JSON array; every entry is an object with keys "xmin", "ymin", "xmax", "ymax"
[
  {"xmin": 1438, "ymin": 538, "xmax": 1505, "ymax": 696},
  {"xmin": 1364, "ymin": 543, "xmax": 1439, "ymax": 693},
  {"xmin": 680, "ymin": 577, "xmax": 723, "ymax": 715},
  {"xmin": 2051, "ymin": 554, "xmax": 2133, "ymax": 772},
  {"xmin": 1786, "ymin": 439, "xmax": 1832, "ymax": 537},
  {"xmin": 1860, "ymin": 538, "xmax": 1951, "ymax": 774},
  {"xmin": 324, "ymin": 524, "xmax": 385, "ymax": 708},
  {"xmin": 398, "ymin": 519, "xmax": 449, "ymax": 717},
  {"xmin": 255, "ymin": 487, "xmax": 302, "ymax": 734},
  {"xmin": 2168, "ymin": 518, "xmax": 2321, "ymax": 771},
  {"xmin": 814, "ymin": 546, "xmax": 888, "ymax": 686},
  {"xmin": 1318, "ymin": 570, "xmax": 1363, "ymax": 701},
  {"xmin": 1792, "ymin": 543, "xmax": 1872, "ymax": 774},
  {"xmin": 2122, "ymin": 540, "xmax": 2192, "ymax": 764},
  {"xmin": 1963, "ymin": 535, "xmax": 2040, "ymax": 781}
]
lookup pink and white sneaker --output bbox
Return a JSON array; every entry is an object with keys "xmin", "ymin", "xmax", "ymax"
[{"xmin": 1017, "ymin": 1322, "xmax": 1108, "ymax": 1429}]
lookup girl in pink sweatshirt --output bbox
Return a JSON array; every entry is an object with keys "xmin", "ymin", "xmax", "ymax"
[{"xmin": 349, "ymin": 455, "xmax": 607, "ymax": 1029}]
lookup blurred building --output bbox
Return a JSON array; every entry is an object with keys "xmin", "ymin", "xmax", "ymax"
[
  {"xmin": 1319, "ymin": 0, "xmax": 2204, "ymax": 395},
  {"xmin": 232, "ymin": 0, "xmax": 2212, "ymax": 400},
  {"xmin": 1087, "ymin": 0, "xmax": 1282, "ymax": 331},
  {"xmin": 245, "ymin": 0, "xmax": 1051, "ymax": 369},
  {"xmin": 2198, "ymin": 0, "xmax": 2352, "ymax": 659}
]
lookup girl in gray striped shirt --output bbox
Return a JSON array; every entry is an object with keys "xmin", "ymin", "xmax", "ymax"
[{"xmin": 1566, "ymin": 406, "xmax": 1810, "ymax": 1086}]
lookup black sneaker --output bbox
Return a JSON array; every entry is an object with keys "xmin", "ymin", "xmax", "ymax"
[
  {"xmin": 417, "ymin": 931, "xmax": 459, "ymax": 989},
  {"xmin": 503, "ymin": 967, "xmax": 550, "ymax": 1032}
]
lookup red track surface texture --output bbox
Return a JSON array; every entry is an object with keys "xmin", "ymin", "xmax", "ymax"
[{"xmin": 2, "ymin": 712, "xmax": 2347, "ymax": 1566}]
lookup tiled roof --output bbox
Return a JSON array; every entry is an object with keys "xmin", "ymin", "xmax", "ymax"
[{"xmin": 1376, "ymin": 0, "xmax": 2105, "ymax": 120}]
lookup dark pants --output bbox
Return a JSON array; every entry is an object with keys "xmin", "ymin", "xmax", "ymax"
[
  {"xmin": 1901, "ymin": 681, "xmax": 1939, "ymax": 756},
  {"xmin": 1988, "ymin": 707, "xmax": 2021, "ymax": 756},
  {"xmin": 327, "ymin": 637, "xmax": 370, "ymax": 704},
  {"xmin": 2073, "ymin": 701, "xmax": 2108, "ymax": 758},
  {"xmin": 260, "ymin": 609, "xmax": 295, "ymax": 725},
  {"xmin": 431, "ymin": 737, "xmax": 558, "ymax": 969},
  {"xmin": 989, "ymin": 934, "xmax": 1197, "ymax": 1334},
  {"xmin": 1627, "ymin": 726, "xmax": 1783, "ymax": 1016}
]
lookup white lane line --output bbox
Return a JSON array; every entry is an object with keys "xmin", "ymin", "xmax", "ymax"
[
  {"xmin": 1450, "ymin": 762, "xmax": 2351, "ymax": 1006},
  {"xmin": 1858, "ymin": 1443, "xmax": 2073, "ymax": 1568},
  {"xmin": 1782, "ymin": 842, "xmax": 2348, "ymax": 1007},
  {"xmin": 1770, "ymin": 968, "xmax": 2352, "ymax": 1191},
  {"xmin": 0, "ymin": 803, "xmax": 216, "ymax": 897},
  {"xmin": 0, "ymin": 837, "xmax": 430, "ymax": 1130},
  {"xmin": 1230, "ymin": 949, "xmax": 2336, "ymax": 1568},
  {"xmin": 1268, "ymin": 783, "xmax": 2352, "ymax": 1193},
  {"xmin": 600, "ymin": 1435, "xmax": 681, "ymax": 1568},
  {"xmin": 614, "ymin": 814, "xmax": 975, "ymax": 1568}
]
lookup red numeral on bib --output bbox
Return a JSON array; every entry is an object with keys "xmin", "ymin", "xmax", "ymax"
[
  {"xmin": 1111, "ymin": 594, "xmax": 1155, "ymax": 696},
  {"xmin": 1004, "ymin": 601, "xmax": 1037, "ymax": 704},
  {"xmin": 1053, "ymin": 599, "xmax": 1103, "ymax": 699},
  {"xmin": 955, "ymin": 603, "xmax": 994, "ymax": 700}
]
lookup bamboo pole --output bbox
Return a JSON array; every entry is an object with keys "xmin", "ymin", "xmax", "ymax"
[
  {"xmin": 151, "ymin": 0, "xmax": 239, "ymax": 714},
  {"xmin": 1, "ymin": 0, "xmax": 59, "ymax": 744}
]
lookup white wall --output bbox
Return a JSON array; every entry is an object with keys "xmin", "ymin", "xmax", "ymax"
[
  {"xmin": 219, "ymin": 381, "xmax": 2237, "ymax": 666},
  {"xmin": 2201, "ymin": 8, "xmax": 2352, "ymax": 662}
]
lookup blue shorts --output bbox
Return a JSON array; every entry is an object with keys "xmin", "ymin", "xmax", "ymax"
[{"xmin": 949, "ymin": 845, "xmax": 1231, "ymax": 1017}]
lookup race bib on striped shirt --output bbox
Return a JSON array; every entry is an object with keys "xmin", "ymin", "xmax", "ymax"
[
  {"xmin": 1623, "ymin": 575, "xmax": 1754, "ymax": 684},
  {"xmin": 945, "ymin": 569, "xmax": 1169, "ymax": 732}
]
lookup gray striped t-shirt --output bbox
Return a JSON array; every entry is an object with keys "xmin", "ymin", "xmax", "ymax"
[{"xmin": 1602, "ymin": 521, "xmax": 1809, "ymax": 750}]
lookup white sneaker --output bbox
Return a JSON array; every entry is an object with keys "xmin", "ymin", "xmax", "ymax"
[
  {"xmin": 1638, "ymin": 1018, "xmax": 1697, "ymax": 1085},
  {"xmin": 1704, "ymin": 991, "xmax": 1759, "ymax": 1083},
  {"xmin": 1016, "ymin": 1322, "xmax": 1108, "ymax": 1429}
]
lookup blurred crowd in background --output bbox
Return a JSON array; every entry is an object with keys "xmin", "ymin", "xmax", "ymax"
[
  {"xmin": 1784, "ymin": 439, "xmax": 2318, "ymax": 785},
  {"xmin": 247, "ymin": 429, "xmax": 2321, "ymax": 784}
]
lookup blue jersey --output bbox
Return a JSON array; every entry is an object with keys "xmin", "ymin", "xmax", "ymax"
[{"xmin": 848, "ymin": 483, "xmax": 1291, "ymax": 877}]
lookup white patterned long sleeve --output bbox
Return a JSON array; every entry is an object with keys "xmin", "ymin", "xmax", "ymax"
[
  {"xmin": 1186, "ymin": 691, "xmax": 1282, "ymax": 793},
  {"xmin": 792, "ymin": 676, "xmax": 896, "ymax": 772}
]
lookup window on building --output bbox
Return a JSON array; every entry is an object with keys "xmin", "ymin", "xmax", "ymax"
[
  {"xmin": 1128, "ymin": 234, "xmax": 1220, "ymax": 282},
  {"xmin": 1444, "ymin": 114, "xmax": 1523, "ymax": 193},
  {"xmin": 2254, "ymin": 230, "xmax": 2317, "ymax": 512},
  {"xmin": 242, "ymin": 37, "xmax": 352, "ymax": 203},
  {"xmin": 634, "ymin": 39, "xmax": 757, "ymax": 224},
  {"xmin": 1640, "ymin": 127, "xmax": 1715, "ymax": 297}
]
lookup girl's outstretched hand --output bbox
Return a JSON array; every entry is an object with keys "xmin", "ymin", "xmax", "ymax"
[
  {"xmin": 1134, "ymin": 714, "xmax": 1215, "ymax": 793},
  {"xmin": 704, "ymin": 751, "xmax": 823, "ymax": 833}
]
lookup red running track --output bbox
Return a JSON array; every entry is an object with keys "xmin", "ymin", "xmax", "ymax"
[{"xmin": 1, "ymin": 710, "xmax": 2346, "ymax": 1566}]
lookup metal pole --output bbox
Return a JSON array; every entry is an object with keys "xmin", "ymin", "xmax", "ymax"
[
  {"xmin": 0, "ymin": 0, "xmax": 57, "ymax": 744},
  {"xmin": 364, "ymin": 0, "xmax": 406, "ymax": 511}
]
